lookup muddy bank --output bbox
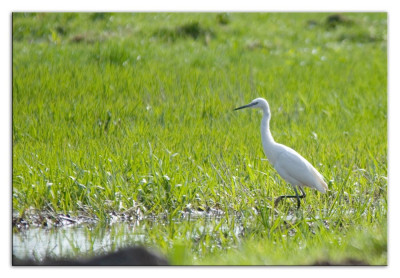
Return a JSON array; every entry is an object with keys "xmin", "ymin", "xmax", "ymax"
[
  {"xmin": 312, "ymin": 258, "xmax": 370, "ymax": 266},
  {"xmin": 13, "ymin": 246, "xmax": 168, "ymax": 266}
]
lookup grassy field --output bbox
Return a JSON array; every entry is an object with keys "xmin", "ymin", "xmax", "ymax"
[{"xmin": 12, "ymin": 12, "xmax": 387, "ymax": 265}]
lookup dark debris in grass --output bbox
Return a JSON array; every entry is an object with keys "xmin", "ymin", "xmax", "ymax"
[
  {"xmin": 90, "ymin": 12, "xmax": 113, "ymax": 22},
  {"xmin": 304, "ymin": 13, "xmax": 386, "ymax": 44},
  {"xmin": 153, "ymin": 21, "xmax": 214, "ymax": 43},
  {"xmin": 12, "ymin": 206, "xmax": 144, "ymax": 230},
  {"xmin": 70, "ymin": 34, "xmax": 97, "ymax": 44},
  {"xmin": 13, "ymin": 246, "xmax": 169, "ymax": 266},
  {"xmin": 12, "ymin": 205, "xmax": 228, "ymax": 231},
  {"xmin": 305, "ymin": 13, "xmax": 354, "ymax": 30},
  {"xmin": 312, "ymin": 258, "xmax": 370, "ymax": 266},
  {"xmin": 325, "ymin": 14, "xmax": 354, "ymax": 29},
  {"xmin": 13, "ymin": 209, "xmax": 96, "ymax": 230}
]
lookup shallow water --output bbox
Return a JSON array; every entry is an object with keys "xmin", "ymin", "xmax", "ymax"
[
  {"xmin": 13, "ymin": 222, "xmax": 139, "ymax": 260},
  {"xmin": 12, "ymin": 213, "xmax": 245, "ymax": 261}
]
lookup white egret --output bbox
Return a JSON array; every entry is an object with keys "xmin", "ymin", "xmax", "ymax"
[{"xmin": 235, "ymin": 98, "xmax": 328, "ymax": 209}]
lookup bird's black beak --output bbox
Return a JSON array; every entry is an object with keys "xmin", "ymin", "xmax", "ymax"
[{"xmin": 234, "ymin": 102, "xmax": 257, "ymax": 111}]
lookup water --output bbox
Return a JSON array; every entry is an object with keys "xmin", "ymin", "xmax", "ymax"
[
  {"xmin": 13, "ymin": 213, "xmax": 246, "ymax": 261},
  {"xmin": 13, "ymin": 221, "xmax": 143, "ymax": 260}
]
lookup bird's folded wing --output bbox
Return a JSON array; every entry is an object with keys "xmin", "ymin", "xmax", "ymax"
[{"xmin": 275, "ymin": 147, "xmax": 327, "ymax": 193}]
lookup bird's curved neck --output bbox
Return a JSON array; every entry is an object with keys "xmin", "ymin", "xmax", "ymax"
[
  {"xmin": 261, "ymin": 112, "xmax": 276, "ymax": 162},
  {"xmin": 261, "ymin": 113, "xmax": 274, "ymax": 144}
]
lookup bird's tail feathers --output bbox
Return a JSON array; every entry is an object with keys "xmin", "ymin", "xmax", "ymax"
[{"xmin": 313, "ymin": 170, "xmax": 328, "ymax": 193}]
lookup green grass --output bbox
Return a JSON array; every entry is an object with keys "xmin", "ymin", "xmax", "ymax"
[{"xmin": 12, "ymin": 12, "xmax": 387, "ymax": 265}]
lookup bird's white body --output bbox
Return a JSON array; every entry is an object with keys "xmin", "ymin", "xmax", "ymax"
[{"xmin": 237, "ymin": 98, "xmax": 328, "ymax": 194}]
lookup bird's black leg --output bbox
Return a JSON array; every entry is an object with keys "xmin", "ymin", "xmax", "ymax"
[
  {"xmin": 298, "ymin": 186, "xmax": 306, "ymax": 199},
  {"xmin": 293, "ymin": 186, "xmax": 306, "ymax": 209},
  {"xmin": 293, "ymin": 186, "xmax": 301, "ymax": 209},
  {"xmin": 274, "ymin": 186, "xmax": 306, "ymax": 209}
]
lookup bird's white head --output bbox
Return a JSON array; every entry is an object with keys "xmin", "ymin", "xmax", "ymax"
[{"xmin": 234, "ymin": 98, "xmax": 270, "ymax": 115}]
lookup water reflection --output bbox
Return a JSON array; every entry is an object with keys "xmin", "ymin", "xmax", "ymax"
[
  {"xmin": 13, "ymin": 214, "xmax": 244, "ymax": 261},
  {"xmin": 13, "ymin": 220, "xmax": 147, "ymax": 260}
]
